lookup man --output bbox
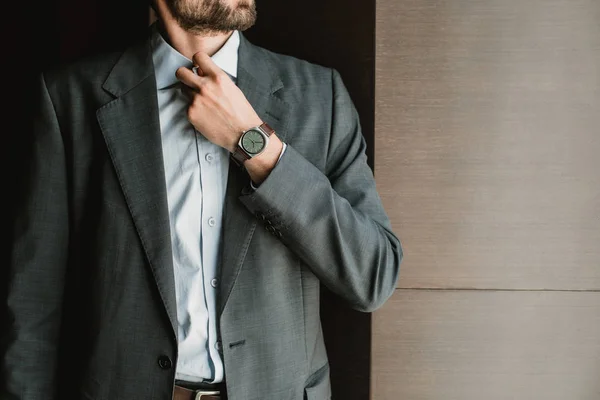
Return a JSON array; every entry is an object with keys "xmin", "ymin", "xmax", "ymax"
[{"xmin": 2, "ymin": 0, "xmax": 402, "ymax": 399}]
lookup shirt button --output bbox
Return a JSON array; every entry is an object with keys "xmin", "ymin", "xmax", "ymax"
[
  {"xmin": 208, "ymin": 217, "xmax": 216, "ymax": 227},
  {"xmin": 157, "ymin": 355, "xmax": 172, "ymax": 370},
  {"xmin": 211, "ymin": 278, "xmax": 218, "ymax": 288},
  {"xmin": 215, "ymin": 341, "xmax": 222, "ymax": 352},
  {"xmin": 205, "ymin": 153, "xmax": 214, "ymax": 162}
]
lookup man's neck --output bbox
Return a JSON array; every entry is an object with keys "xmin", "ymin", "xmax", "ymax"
[{"xmin": 157, "ymin": 19, "xmax": 233, "ymax": 60}]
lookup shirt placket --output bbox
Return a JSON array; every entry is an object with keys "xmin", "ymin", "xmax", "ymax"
[{"xmin": 195, "ymin": 130, "xmax": 224, "ymax": 380}]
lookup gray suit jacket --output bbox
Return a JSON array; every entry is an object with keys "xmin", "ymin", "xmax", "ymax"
[{"xmin": 2, "ymin": 30, "xmax": 402, "ymax": 400}]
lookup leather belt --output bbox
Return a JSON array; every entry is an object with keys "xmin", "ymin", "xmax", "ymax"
[{"xmin": 173, "ymin": 385, "xmax": 223, "ymax": 400}]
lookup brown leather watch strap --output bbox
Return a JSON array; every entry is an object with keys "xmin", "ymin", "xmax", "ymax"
[
  {"xmin": 259, "ymin": 122, "xmax": 275, "ymax": 136},
  {"xmin": 231, "ymin": 144, "xmax": 251, "ymax": 166},
  {"xmin": 231, "ymin": 122, "xmax": 274, "ymax": 166}
]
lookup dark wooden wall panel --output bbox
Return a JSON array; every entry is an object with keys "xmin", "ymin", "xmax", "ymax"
[
  {"xmin": 59, "ymin": 0, "xmax": 148, "ymax": 61},
  {"xmin": 1, "ymin": 0, "xmax": 62, "ymax": 346},
  {"xmin": 374, "ymin": 0, "xmax": 600, "ymax": 290},
  {"xmin": 372, "ymin": 290, "xmax": 600, "ymax": 400}
]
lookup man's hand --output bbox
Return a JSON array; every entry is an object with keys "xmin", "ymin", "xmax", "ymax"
[
  {"xmin": 176, "ymin": 51, "xmax": 283, "ymax": 184},
  {"xmin": 176, "ymin": 52, "xmax": 261, "ymax": 153}
]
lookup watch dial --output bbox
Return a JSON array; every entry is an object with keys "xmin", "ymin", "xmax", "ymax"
[{"xmin": 241, "ymin": 130, "xmax": 266, "ymax": 154}]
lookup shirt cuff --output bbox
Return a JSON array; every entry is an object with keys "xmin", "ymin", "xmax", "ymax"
[{"xmin": 250, "ymin": 143, "xmax": 287, "ymax": 190}]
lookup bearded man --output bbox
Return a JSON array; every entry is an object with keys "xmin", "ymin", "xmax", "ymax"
[{"xmin": 2, "ymin": 0, "xmax": 402, "ymax": 399}]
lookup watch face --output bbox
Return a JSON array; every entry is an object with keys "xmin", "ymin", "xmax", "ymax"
[{"xmin": 241, "ymin": 129, "xmax": 266, "ymax": 155}]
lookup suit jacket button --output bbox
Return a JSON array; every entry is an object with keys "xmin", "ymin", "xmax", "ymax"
[
  {"xmin": 255, "ymin": 212, "xmax": 266, "ymax": 221},
  {"xmin": 157, "ymin": 355, "xmax": 172, "ymax": 370}
]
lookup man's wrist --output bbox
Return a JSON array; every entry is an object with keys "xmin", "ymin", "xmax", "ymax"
[
  {"xmin": 249, "ymin": 143, "xmax": 287, "ymax": 190},
  {"xmin": 244, "ymin": 134, "xmax": 284, "ymax": 185}
]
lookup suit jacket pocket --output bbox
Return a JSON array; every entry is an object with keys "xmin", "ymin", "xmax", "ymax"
[{"xmin": 304, "ymin": 363, "xmax": 332, "ymax": 400}]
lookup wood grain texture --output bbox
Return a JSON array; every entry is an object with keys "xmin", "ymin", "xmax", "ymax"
[
  {"xmin": 372, "ymin": 290, "xmax": 600, "ymax": 400},
  {"xmin": 375, "ymin": 0, "xmax": 600, "ymax": 290}
]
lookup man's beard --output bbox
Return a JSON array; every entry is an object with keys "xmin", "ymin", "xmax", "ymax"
[{"xmin": 166, "ymin": 0, "xmax": 257, "ymax": 35}]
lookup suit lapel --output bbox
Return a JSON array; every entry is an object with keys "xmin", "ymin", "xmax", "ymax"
[
  {"xmin": 218, "ymin": 34, "xmax": 292, "ymax": 316},
  {"xmin": 96, "ymin": 40, "xmax": 178, "ymax": 339},
  {"xmin": 94, "ymin": 32, "xmax": 293, "ymax": 323}
]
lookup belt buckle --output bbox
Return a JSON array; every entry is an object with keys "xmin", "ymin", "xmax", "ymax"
[{"xmin": 195, "ymin": 390, "xmax": 220, "ymax": 399}]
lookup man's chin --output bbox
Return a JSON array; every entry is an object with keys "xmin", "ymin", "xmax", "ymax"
[{"xmin": 185, "ymin": 20, "xmax": 255, "ymax": 35}]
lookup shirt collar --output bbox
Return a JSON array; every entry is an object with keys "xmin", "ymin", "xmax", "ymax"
[{"xmin": 150, "ymin": 24, "xmax": 240, "ymax": 89}]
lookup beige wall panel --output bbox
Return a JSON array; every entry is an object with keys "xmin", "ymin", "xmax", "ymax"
[
  {"xmin": 371, "ymin": 290, "xmax": 600, "ymax": 400},
  {"xmin": 375, "ymin": 0, "xmax": 600, "ymax": 289}
]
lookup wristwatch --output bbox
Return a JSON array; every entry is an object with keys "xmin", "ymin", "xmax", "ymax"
[{"xmin": 231, "ymin": 122, "xmax": 275, "ymax": 166}]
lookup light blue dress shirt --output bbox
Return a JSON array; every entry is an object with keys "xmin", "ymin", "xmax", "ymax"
[{"xmin": 150, "ymin": 27, "xmax": 241, "ymax": 383}]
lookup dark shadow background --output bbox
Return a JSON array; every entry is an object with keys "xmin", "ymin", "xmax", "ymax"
[{"xmin": 2, "ymin": 1, "xmax": 375, "ymax": 398}]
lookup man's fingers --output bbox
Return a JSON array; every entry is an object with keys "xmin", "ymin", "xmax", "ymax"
[
  {"xmin": 192, "ymin": 52, "xmax": 220, "ymax": 77},
  {"xmin": 175, "ymin": 66, "xmax": 202, "ymax": 91},
  {"xmin": 192, "ymin": 66, "xmax": 205, "ymax": 77}
]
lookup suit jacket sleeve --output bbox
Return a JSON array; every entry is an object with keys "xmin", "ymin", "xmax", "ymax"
[
  {"xmin": 2, "ymin": 73, "xmax": 69, "ymax": 399},
  {"xmin": 240, "ymin": 69, "xmax": 402, "ymax": 312}
]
